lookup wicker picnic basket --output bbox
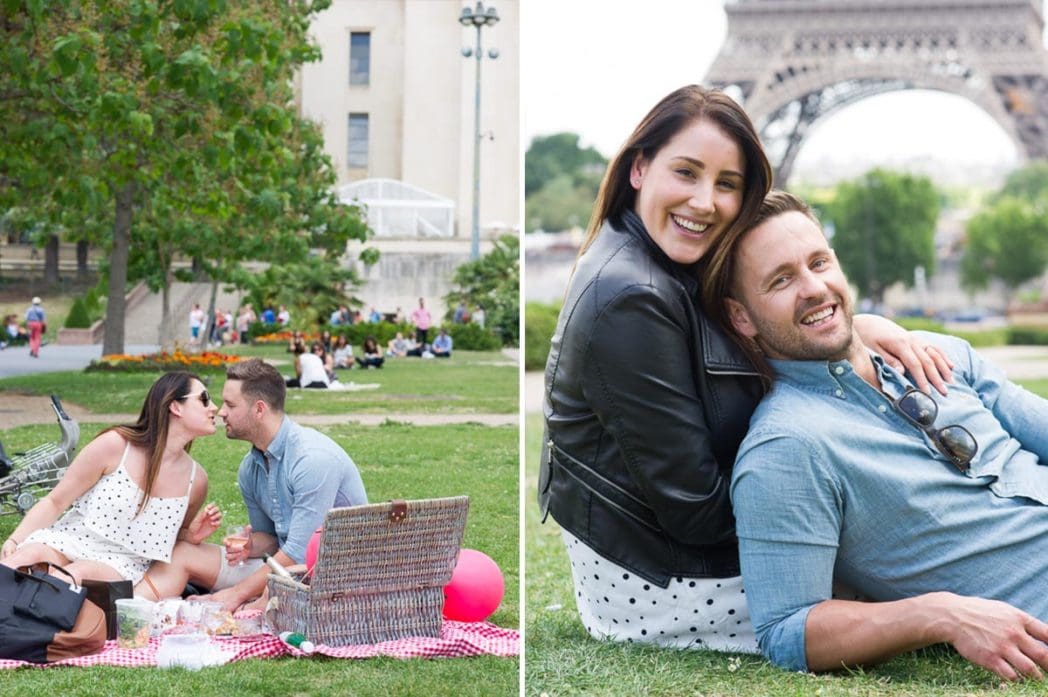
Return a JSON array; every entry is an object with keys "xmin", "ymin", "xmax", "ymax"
[{"xmin": 265, "ymin": 496, "xmax": 469, "ymax": 646}]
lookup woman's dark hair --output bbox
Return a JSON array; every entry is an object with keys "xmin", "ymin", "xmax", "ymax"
[
  {"xmin": 102, "ymin": 371, "xmax": 201, "ymax": 515},
  {"xmin": 363, "ymin": 335, "xmax": 378, "ymax": 352},
  {"xmin": 705, "ymin": 189, "xmax": 819, "ymax": 387},
  {"xmin": 580, "ymin": 85, "xmax": 772, "ymax": 264}
]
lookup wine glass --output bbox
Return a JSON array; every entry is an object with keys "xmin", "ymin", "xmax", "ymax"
[{"xmin": 224, "ymin": 524, "xmax": 248, "ymax": 567}]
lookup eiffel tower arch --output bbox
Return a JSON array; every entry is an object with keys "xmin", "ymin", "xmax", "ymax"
[{"xmin": 704, "ymin": 0, "xmax": 1048, "ymax": 184}]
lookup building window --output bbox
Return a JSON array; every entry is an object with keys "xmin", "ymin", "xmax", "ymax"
[
  {"xmin": 350, "ymin": 32, "xmax": 370, "ymax": 85},
  {"xmin": 348, "ymin": 113, "xmax": 369, "ymax": 168}
]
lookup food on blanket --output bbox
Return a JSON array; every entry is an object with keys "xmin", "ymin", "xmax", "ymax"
[
  {"xmin": 209, "ymin": 610, "xmax": 238, "ymax": 636},
  {"xmin": 179, "ymin": 599, "xmax": 221, "ymax": 631},
  {"xmin": 115, "ymin": 598, "xmax": 155, "ymax": 648},
  {"xmin": 151, "ymin": 599, "xmax": 185, "ymax": 636},
  {"xmin": 233, "ymin": 609, "xmax": 264, "ymax": 635}
]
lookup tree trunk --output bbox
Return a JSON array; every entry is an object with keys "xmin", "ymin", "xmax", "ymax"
[
  {"xmin": 76, "ymin": 240, "xmax": 89, "ymax": 280},
  {"xmin": 102, "ymin": 184, "xmax": 134, "ymax": 356},
  {"xmin": 44, "ymin": 234, "xmax": 59, "ymax": 284},
  {"xmin": 159, "ymin": 268, "xmax": 174, "ymax": 350}
]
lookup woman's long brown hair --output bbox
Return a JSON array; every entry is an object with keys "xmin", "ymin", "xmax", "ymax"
[{"xmin": 101, "ymin": 371, "xmax": 201, "ymax": 516}]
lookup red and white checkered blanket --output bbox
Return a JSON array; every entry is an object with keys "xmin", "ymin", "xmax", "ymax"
[{"xmin": 0, "ymin": 621, "xmax": 519, "ymax": 669}]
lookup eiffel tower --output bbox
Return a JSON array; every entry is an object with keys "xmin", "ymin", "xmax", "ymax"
[{"xmin": 704, "ymin": 0, "xmax": 1048, "ymax": 183}]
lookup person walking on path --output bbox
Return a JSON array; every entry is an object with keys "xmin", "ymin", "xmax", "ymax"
[
  {"xmin": 412, "ymin": 297, "xmax": 432, "ymax": 347},
  {"xmin": 25, "ymin": 296, "xmax": 46, "ymax": 358}
]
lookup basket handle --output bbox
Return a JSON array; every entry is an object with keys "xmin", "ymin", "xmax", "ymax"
[{"xmin": 388, "ymin": 499, "xmax": 407, "ymax": 522}]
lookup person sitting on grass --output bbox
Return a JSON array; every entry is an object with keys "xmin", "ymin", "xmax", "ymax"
[
  {"xmin": 332, "ymin": 335, "xmax": 355, "ymax": 369},
  {"xmin": 285, "ymin": 342, "xmax": 330, "ymax": 389},
  {"xmin": 143, "ymin": 359, "xmax": 368, "ymax": 611},
  {"xmin": 431, "ymin": 328, "xmax": 453, "ymax": 358},
  {"xmin": 716, "ymin": 190, "xmax": 1048, "ymax": 681},
  {"xmin": 357, "ymin": 335, "xmax": 385, "ymax": 369},
  {"xmin": 386, "ymin": 331, "xmax": 410, "ymax": 358}
]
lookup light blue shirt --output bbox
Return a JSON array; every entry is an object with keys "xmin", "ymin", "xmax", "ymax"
[
  {"xmin": 731, "ymin": 331, "xmax": 1048, "ymax": 672},
  {"xmin": 25, "ymin": 305, "xmax": 45, "ymax": 323},
  {"xmin": 238, "ymin": 416, "xmax": 367, "ymax": 563},
  {"xmin": 433, "ymin": 333, "xmax": 453, "ymax": 352}
]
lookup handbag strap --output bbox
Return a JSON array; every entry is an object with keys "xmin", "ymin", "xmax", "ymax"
[{"xmin": 17, "ymin": 562, "xmax": 81, "ymax": 591}]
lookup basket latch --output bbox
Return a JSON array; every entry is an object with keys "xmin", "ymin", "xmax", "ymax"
[{"xmin": 388, "ymin": 499, "xmax": 408, "ymax": 522}]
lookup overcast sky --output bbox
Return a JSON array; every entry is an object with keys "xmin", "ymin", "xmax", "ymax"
[{"xmin": 521, "ymin": 0, "xmax": 1047, "ymax": 181}]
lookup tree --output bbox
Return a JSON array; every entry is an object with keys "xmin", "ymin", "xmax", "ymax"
[
  {"xmin": 960, "ymin": 197, "xmax": 1048, "ymax": 303},
  {"xmin": 240, "ymin": 255, "xmax": 362, "ymax": 330},
  {"xmin": 827, "ymin": 169, "xmax": 939, "ymax": 304},
  {"xmin": 524, "ymin": 173, "xmax": 598, "ymax": 233},
  {"xmin": 0, "ymin": 0, "xmax": 371, "ymax": 354},
  {"xmin": 444, "ymin": 234, "xmax": 519, "ymax": 346},
  {"xmin": 996, "ymin": 161, "xmax": 1048, "ymax": 208},
  {"xmin": 525, "ymin": 132, "xmax": 605, "ymax": 197}
]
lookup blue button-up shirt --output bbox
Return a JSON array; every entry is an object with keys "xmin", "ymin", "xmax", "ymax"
[
  {"xmin": 238, "ymin": 416, "xmax": 368, "ymax": 563},
  {"xmin": 731, "ymin": 332, "xmax": 1048, "ymax": 672}
]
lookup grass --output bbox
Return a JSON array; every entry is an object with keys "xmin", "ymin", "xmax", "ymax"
[
  {"xmin": 0, "ymin": 360, "xmax": 519, "ymax": 695},
  {"xmin": 0, "ymin": 345, "xmax": 518, "ymax": 415},
  {"xmin": 524, "ymin": 376, "xmax": 1048, "ymax": 696},
  {"xmin": 1, "ymin": 294, "xmax": 77, "ymax": 346}
]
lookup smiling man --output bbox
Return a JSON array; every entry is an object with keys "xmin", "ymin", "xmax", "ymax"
[{"xmin": 717, "ymin": 190, "xmax": 1048, "ymax": 681}]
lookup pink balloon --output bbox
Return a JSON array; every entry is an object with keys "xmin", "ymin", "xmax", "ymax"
[
  {"xmin": 305, "ymin": 527, "xmax": 323, "ymax": 572},
  {"xmin": 442, "ymin": 548, "xmax": 504, "ymax": 622}
]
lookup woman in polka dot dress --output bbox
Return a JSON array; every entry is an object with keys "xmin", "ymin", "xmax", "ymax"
[
  {"xmin": 1, "ymin": 372, "xmax": 223, "ymax": 599},
  {"xmin": 538, "ymin": 86, "xmax": 952, "ymax": 654}
]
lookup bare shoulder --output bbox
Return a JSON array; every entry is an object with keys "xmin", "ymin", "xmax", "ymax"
[{"xmin": 71, "ymin": 429, "xmax": 127, "ymax": 475}]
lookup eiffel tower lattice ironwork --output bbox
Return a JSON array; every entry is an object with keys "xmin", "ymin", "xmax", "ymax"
[{"xmin": 704, "ymin": 0, "xmax": 1048, "ymax": 183}]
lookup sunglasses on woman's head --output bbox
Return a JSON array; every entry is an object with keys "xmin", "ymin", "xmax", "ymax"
[
  {"xmin": 892, "ymin": 388, "xmax": 977, "ymax": 472},
  {"xmin": 179, "ymin": 390, "xmax": 211, "ymax": 407}
]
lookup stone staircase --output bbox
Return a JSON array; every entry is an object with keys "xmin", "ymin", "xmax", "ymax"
[{"xmin": 123, "ymin": 282, "xmax": 245, "ymax": 345}]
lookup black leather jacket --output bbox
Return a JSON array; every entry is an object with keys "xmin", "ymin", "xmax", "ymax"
[{"xmin": 538, "ymin": 211, "xmax": 764, "ymax": 588}]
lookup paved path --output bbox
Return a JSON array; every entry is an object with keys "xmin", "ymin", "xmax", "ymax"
[{"xmin": 0, "ymin": 343, "xmax": 161, "ymax": 378}]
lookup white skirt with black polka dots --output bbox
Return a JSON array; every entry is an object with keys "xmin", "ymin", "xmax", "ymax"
[{"xmin": 562, "ymin": 530, "xmax": 758, "ymax": 653}]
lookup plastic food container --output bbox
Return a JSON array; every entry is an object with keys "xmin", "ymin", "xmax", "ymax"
[
  {"xmin": 115, "ymin": 598, "xmax": 155, "ymax": 648},
  {"xmin": 156, "ymin": 632, "xmax": 212, "ymax": 670}
]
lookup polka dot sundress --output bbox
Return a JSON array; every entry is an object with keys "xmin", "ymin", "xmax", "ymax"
[
  {"xmin": 562, "ymin": 530, "xmax": 759, "ymax": 653},
  {"xmin": 22, "ymin": 443, "xmax": 196, "ymax": 584}
]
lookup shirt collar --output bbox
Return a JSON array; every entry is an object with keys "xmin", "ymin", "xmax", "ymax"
[
  {"xmin": 254, "ymin": 415, "xmax": 292, "ymax": 464},
  {"xmin": 768, "ymin": 351, "xmax": 899, "ymax": 389}
]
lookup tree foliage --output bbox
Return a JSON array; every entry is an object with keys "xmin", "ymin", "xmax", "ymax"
[
  {"xmin": 961, "ymin": 196, "xmax": 1048, "ymax": 297},
  {"xmin": 827, "ymin": 169, "xmax": 939, "ymax": 304},
  {"xmin": 524, "ymin": 133, "xmax": 605, "ymax": 233},
  {"xmin": 240, "ymin": 255, "xmax": 361, "ymax": 330},
  {"xmin": 444, "ymin": 234, "xmax": 519, "ymax": 347},
  {"xmin": 0, "ymin": 0, "xmax": 372, "ymax": 353},
  {"xmin": 995, "ymin": 160, "xmax": 1048, "ymax": 209}
]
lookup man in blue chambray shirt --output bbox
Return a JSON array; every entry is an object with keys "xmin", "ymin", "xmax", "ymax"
[
  {"xmin": 156, "ymin": 358, "xmax": 367, "ymax": 612},
  {"xmin": 716, "ymin": 190, "xmax": 1048, "ymax": 682}
]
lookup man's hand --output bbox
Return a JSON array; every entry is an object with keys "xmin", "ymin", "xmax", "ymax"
[
  {"xmin": 224, "ymin": 524, "xmax": 253, "ymax": 565},
  {"xmin": 199, "ymin": 587, "xmax": 247, "ymax": 614},
  {"xmin": 184, "ymin": 503, "xmax": 223, "ymax": 545},
  {"xmin": 937, "ymin": 594, "xmax": 1048, "ymax": 681}
]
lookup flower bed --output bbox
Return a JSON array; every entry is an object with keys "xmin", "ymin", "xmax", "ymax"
[
  {"xmin": 252, "ymin": 330, "xmax": 319, "ymax": 345},
  {"xmin": 86, "ymin": 350, "xmax": 243, "ymax": 373}
]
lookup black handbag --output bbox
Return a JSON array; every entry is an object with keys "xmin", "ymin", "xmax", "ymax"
[
  {"xmin": 0, "ymin": 563, "xmax": 106, "ymax": 663},
  {"xmin": 82, "ymin": 578, "xmax": 133, "ymax": 640}
]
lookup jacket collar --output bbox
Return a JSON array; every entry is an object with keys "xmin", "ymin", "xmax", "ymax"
[{"xmin": 615, "ymin": 211, "xmax": 755, "ymax": 374}]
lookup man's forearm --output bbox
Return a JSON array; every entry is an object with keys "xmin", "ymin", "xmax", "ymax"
[
  {"xmin": 806, "ymin": 592, "xmax": 1048, "ymax": 681},
  {"xmin": 805, "ymin": 596, "xmax": 946, "ymax": 670}
]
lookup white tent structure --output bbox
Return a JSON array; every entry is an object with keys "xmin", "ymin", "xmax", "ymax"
[{"xmin": 336, "ymin": 178, "xmax": 455, "ymax": 239}]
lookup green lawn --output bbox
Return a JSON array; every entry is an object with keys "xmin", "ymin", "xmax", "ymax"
[
  {"xmin": 524, "ymin": 376, "xmax": 1048, "ymax": 696},
  {"xmin": 0, "ymin": 361, "xmax": 519, "ymax": 695},
  {"xmin": 0, "ymin": 346, "xmax": 518, "ymax": 415}
]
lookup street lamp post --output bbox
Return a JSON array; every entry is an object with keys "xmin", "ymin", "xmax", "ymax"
[{"xmin": 459, "ymin": 1, "xmax": 499, "ymax": 260}]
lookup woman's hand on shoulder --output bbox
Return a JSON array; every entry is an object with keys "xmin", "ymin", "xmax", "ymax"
[{"xmin": 853, "ymin": 314, "xmax": 953, "ymax": 395}]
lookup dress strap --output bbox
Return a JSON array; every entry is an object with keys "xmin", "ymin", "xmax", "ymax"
[
  {"xmin": 185, "ymin": 461, "xmax": 197, "ymax": 497},
  {"xmin": 118, "ymin": 441, "xmax": 131, "ymax": 470}
]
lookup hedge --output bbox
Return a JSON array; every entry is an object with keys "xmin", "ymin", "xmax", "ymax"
[{"xmin": 525, "ymin": 302, "xmax": 560, "ymax": 371}]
